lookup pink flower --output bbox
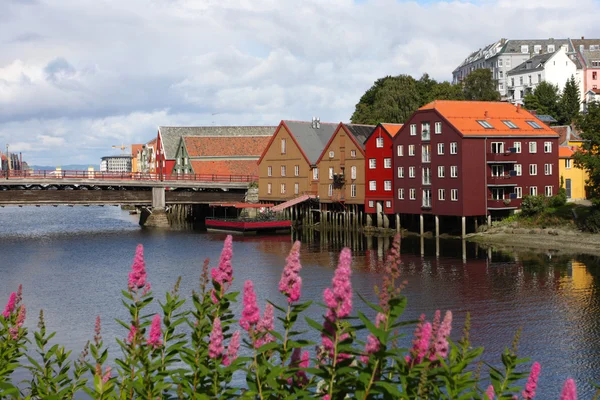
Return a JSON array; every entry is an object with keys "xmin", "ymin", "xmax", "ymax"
[
  {"xmin": 485, "ymin": 385, "xmax": 495, "ymax": 400},
  {"xmin": 102, "ymin": 366, "xmax": 111, "ymax": 383},
  {"xmin": 209, "ymin": 317, "xmax": 224, "ymax": 360},
  {"xmin": 431, "ymin": 311, "xmax": 452, "ymax": 360},
  {"xmin": 361, "ymin": 313, "xmax": 386, "ymax": 363},
  {"xmin": 127, "ymin": 325, "xmax": 137, "ymax": 344},
  {"xmin": 289, "ymin": 348, "xmax": 309, "ymax": 386},
  {"xmin": 408, "ymin": 316, "xmax": 432, "ymax": 365},
  {"xmin": 94, "ymin": 316, "xmax": 102, "ymax": 345},
  {"xmin": 279, "ymin": 241, "xmax": 303, "ymax": 302},
  {"xmin": 255, "ymin": 303, "xmax": 275, "ymax": 348},
  {"xmin": 211, "ymin": 235, "xmax": 234, "ymax": 291},
  {"xmin": 2, "ymin": 292, "xmax": 16, "ymax": 318},
  {"xmin": 430, "ymin": 310, "xmax": 441, "ymax": 343},
  {"xmin": 16, "ymin": 305, "xmax": 26, "ymax": 327},
  {"xmin": 323, "ymin": 395, "xmax": 330, "ymax": 400},
  {"xmin": 128, "ymin": 244, "xmax": 147, "ymax": 290},
  {"xmin": 522, "ymin": 362, "xmax": 541, "ymax": 399},
  {"xmin": 223, "ymin": 330, "xmax": 240, "ymax": 366},
  {"xmin": 15, "ymin": 284, "xmax": 22, "ymax": 306},
  {"xmin": 142, "ymin": 282, "xmax": 151, "ymax": 296},
  {"xmin": 560, "ymin": 378, "xmax": 577, "ymax": 400},
  {"xmin": 147, "ymin": 314, "xmax": 163, "ymax": 348},
  {"xmin": 210, "ymin": 289, "xmax": 218, "ymax": 304},
  {"xmin": 240, "ymin": 280, "xmax": 260, "ymax": 331}
]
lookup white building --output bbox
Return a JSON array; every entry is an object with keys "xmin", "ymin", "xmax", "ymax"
[
  {"xmin": 506, "ymin": 47, "xmax": 581, "ymax": 104},
  {"xmin": 100, "ymin": 155, "xmax": 133, "ymax": 173}
]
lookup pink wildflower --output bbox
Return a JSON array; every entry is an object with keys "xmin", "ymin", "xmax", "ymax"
[
  {"xmin": 279, "ymin": 241, "xmax": 303, "ymax": 302},
  {"xmin": 15, "ymin": 285, "xmax": 22, "ymax": 307},
  {"xmin": 102, "ymin": 366, "xmax": 111, "ymax": 384},
  {"xmin": 522, "ymin": 362, "xmax": 541, "ymax": 400},
  {"xmin": 431, "ymin": 311, "xmax": 452, "ymax": 360},
  {"xmin": 127, "ymin": 325, "xmax": 137, "ymax": 344},
  {"xmin": 289, "ymin": 348, "xmax": 309, "ymax": 385},
  {"xmin": 141, "ymin": 282, "xmax": 151, "ymax": 296},
  {"xmin": 255, "ymin": 303, "xmax": 275, "ymax": 348},
  {"xmin": 485, "ymin": 385, "xmax": 495, "ymax": 400},
  {"xmin": 147, "ymin": 314, "xmax": 163, "ymax": 348},
  {"xmin": 209, "ymin": 317, "xmax": 224, "ymax": 360},
  {"xmin": 240, "ymin": 280, "xmax": 260, "ymax": 331},
  {"xmin": 361, "ymin": 313, "xmax": 386, "ymax": 363},
  {"xmin": 430, "ymin": 310, "xmax": 441, "ymax": 343},
  {"xmin": 210, "ymin": 289, "xmax": 218, "ymax": 304},
  {"xmin": 560, "ymin": 378, "xmax": 577, "ymax": 400},
  {"xmin": 94, "ymin": 316, "xmax": 102, "ymax": 345},
  {"xmin": 324, "ymin": 395, "xmax": 330, "ymax": 400},
  {"xmin": 223, "ymin": 330, "xmax": 240, "ymax": 366},
  {"xmin": 2, "ymin": 292, "xmax": 16, "ymax": 318},
  {"xmin": 16, "ymin": 305, "xmax": 26, "ymax": 327},
  {"xmin": 211, "ymin": 235, "xmax": 234, "ymax": 291},
  {"xmin": 407, "ymin": 316, "xmax": 432, "ymax": 365},
  {"xmin": 128, "ymin": 244, "xmax": 147, "ymax": 290}
]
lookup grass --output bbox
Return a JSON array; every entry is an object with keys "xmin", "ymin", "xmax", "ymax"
[{"xmin": 494, "ymin": 203, "xmax": 581, "ymax": 229}]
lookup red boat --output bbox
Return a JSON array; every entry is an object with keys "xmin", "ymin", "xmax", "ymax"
[{"xmin": 205, "ymin": 203, "xmax": 291, "ymax": 234}]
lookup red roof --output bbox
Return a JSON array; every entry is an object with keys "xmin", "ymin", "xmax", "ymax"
[
  {"xmin": 419, "ymin": 101, "xmax": 558, "ymax": 137},
  {"xmin": 131, "ymin": 144, "xmax": 143, "ymax": 156},
  {"xmin": 184, "ymin": 136, "xmax": 271, "ymax": 157},
  {"xmin": 559, "ymin": 146, "xmax": 574, "ymax": 158},
  {"xmin": 381, "ymin": 123, "xmax": 403, "ymax": 137},
  {"xmin": 190, "ymin": 160, "xmax": 259, "ymax": 176}
]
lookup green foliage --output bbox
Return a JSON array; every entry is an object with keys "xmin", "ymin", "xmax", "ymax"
[
  {"xmin": 520, "ymin": 195, "xmax": 547, "ymax": 216},
  {"xmin": 559, "ymin": 75, "xmax": 581, "ymax": 125},
  {"xmin": 574, "ymin": 100, "xmax": 600, "ymax": 206},
  {"xmin": 523, "ymin": 81, "xmax": 561, "ymax": 121},
  {"xmin": 462, "ymin": 69, "xmax": 501, "ymax": 101},
  {"xmin": 577, "ymin": 208, "xmax": 600, "ymax": 233}
]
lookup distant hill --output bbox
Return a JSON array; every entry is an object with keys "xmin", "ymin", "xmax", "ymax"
[{"xmin": 29, "ymin": 164, "xmax": 98, "ymax": 171}]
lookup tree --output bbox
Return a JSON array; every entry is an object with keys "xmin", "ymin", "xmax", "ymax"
[
  {"xmin": 432, "ymin": 81, "xmax": 464, "ymax": 101},
  {"xmin": 523, "ymin": 81, "xmax": 560, "ymax": 120},
  {"xmin": 462, "ymin": 69, "xmax": 500, "ymax": 101},
  {"xmin": 558, "ymin": 75, "xmax": 580, "ymax": 125},
  {"xmin": 573, "ymin": 100, "xmax": 600, "ymax": 205},
  {"xmin": 350, "ymin": 76, "xmax": 393, "ymax": 125},
  {"xmin": 416, "ymin": 73, "xmax": 439, "ymax": 105}
]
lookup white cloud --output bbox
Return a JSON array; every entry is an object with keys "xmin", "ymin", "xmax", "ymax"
[{"xmin": 0, "ymin": 0, "xmax": 598, "ymax": 165}]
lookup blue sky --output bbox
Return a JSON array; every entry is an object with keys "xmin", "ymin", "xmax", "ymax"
[{"xmin": 1, "ymin": 0, "xmax": 599, "ymax": 165}]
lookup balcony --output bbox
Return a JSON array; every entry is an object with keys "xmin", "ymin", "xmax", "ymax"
[
  {"xmin": 488, "ymin": 172, "xmax": 517, "ymax": 185},
  {"xmin": 487, "ymin": 150, "xmax": 517, "ymax": 163},
  {"xmin": 333, "ymin": 173, "xmax": 345, "ymax": 189},
  {"xmin": 487, "ymin": 198, "xmax": 518, "ymax": 210},
  {"xmin": 421, "ymin": 200, "xmax": 432, "ymax": 210}
]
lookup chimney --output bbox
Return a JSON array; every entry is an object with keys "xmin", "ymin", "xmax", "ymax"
[
  {"xmin": 316, "ymin": 117, "xmax": 321, "ymax": 129},
  {"xmin": 312, "ymin": 117, "xmax": 316, "ymax": 129},
  {"xmin": 484, "ymin": 111, "xmax": 489, "ymax": 118},
  {"xmin": 516, "ymin": 104, "xmax": 521, "ymax": 113}
]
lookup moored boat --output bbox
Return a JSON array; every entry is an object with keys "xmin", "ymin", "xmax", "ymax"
[{"xmin": 205, "ymin": 203, "xmax": 291, "ymax": 234}]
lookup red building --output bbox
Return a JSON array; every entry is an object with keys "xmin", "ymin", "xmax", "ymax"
[
  {"xmin": 364, "ymin": 123, "xmax": 403, "ymax": 221},
  {"xmin": 393, "ymin": 101, "xmax": 559, "ymax": 236}
]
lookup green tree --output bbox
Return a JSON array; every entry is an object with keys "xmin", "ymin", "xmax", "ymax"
[
  {"xmin": 432, "ymin": 81, "xmax": 464, "ymax": 101},
  {"xmin": 523, "ymin": 81, "xmax": 560, "ymax": 120},
  {"xmin": 350, "ymin": 76, "xmax": 393, "ymax": 125},
  {"xmin": 573, "ymin": 100, "xmax": 600, "ymax": 205},
  {"xmin": 558, "ymin": 75, "xmax": 580, "ymax": 125},
  {"xmin": 416, "ymin": 73, "xmax": 439, "ymax": 105},
  {"xmin": 462, "ymin": 69, "xmax": 500, "ymax": 101},
  {"xmin": 371, "ymin": 74, "xmax": 421, "ymax": 123}
]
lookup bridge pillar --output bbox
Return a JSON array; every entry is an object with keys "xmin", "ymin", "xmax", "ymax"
[
  {"xmin": 152, "ymin": 187, "xmax": 165, "ymax": 208},
  {"xmin": 141, "ymin": 187, "xmax": 169, "ymax": 228}
]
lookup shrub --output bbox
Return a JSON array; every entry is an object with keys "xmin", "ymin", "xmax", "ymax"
[
  {"xmin": 520, "ymin": 195, "xmax": 547, "ymax": 216},
  {"xmin": 0, "ymin": 235, "xmax": 584, "ymax": 399},
  {"xmin": 577, "ymin": 208, "xmax": 600, "ymax": 233},
  {"xmin": 549, "ymin": 190, "xmax": 567, "ymax": 208}
]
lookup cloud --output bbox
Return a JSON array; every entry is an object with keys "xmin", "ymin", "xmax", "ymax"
[{"xmin": 0, "ymin": 0, "xmax": 598, "ymax": 165}]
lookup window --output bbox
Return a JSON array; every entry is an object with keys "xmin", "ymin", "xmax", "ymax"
[
  {"xmin": 521, "ymin": 45, "xmax": 529, "ymax": 53},
  {"xmin": 437, "ymin": 143, "xmax": 444, "ymax": 155},
  {"xmin": 409, "ymin": 166, "xmax": 415, "ymax": 178},
  {"xmin": 369, "ymin": 181, "xmax": 376, "ymax": 191},
  {"xmin": 351, "ymin": 166, "xmax": 357, "ymax": 179},
  {"xmin": 514, "ymin": 164, "xmax": 522, "ymax": 176},
  {"xmin": 547, "ymin": 44, "xmax": 555, "ymax": 52},
  {"xmin": 351, "ymin": 184, "xmax": 356, "ymax": 198},
  {"xmin": 499, "ymin": 83, "xmax": 504, "ymax": 90},
  {"xmin": 537, "ymin": 73, "xmax": 541, "ymax": 83},
  {"xmin": 368, "ymin": 200, "xmax": 374, "ymax": 208},
  {"xmin": 329, "ymin": 167, "xmax": 334, "ymax": 179},
  {"xmin": 350, "ymin": 150, "xmax": 356, "ymax": 158},
  {"xmin": 267, "ymin": 166, "xmax": 272, "ymax": 177},
  {"xmin": 492, "ymin": 165, "xmax": 504, "ymax": 177},
  {"xmin": 502, "ymin": 120, "xmax": 518, "ymax": 129},
  {"xmin": 422, "ymin": 145, "xmax": 431, "ymax": 163},
  {"xmin": 384, "ymin": 158, "xmax": 392, "ymax": 168},
  {"xmin": 397, "ymin": 145, "xmax": 404, "ymax": 157},
  {"xmin": 422, "ymin": 167, "xmax": 431, "ymax": 185},
  {"xmin": 422, "ymin": 122, "xmax": 430, "ymax": 140},
  {"xmin": 313, "ymin": 168, "xmax": 319, "ymax": 180},
  {"xmin": 545, "ymin": 186, "xmax": 553, "ymax": 197},
  {"xmin": 408, "ymin": 145, "xmax": 415, "ymax": 156},
  {"xmin": 438, "ymin": 188, "xmax": 445, "ymax": 201},
  {"xmin": 450, "ymin": 166, "xmax": 458, "ymax": 178},
  {"xmin": 281, "ymin": 165, "xmax": 286, "ymax": 176},
  {"xmin": 450, "ymin": 142, "xmax": 458, "ymax": 154},
  {"xmin": 529, "ymin": 164, "xmax": 537, "ymax": 176},
  {"xmin": 398, "ymin": 188, "xmax": 404, "ymax": 199},
  {"xmin": 498, "ymin": 59, "xmax": 503, "ymax": 67},
  {"xmin": 280, "ymin": 183, "xmax": 286, "ymax": 194},
  {"xmin": 526, "ymin": 121, "xmax": 543, "ymax": 129},
  {"xmin": 544, "ymin": 163, "xmax": 552, "ymax": 175},
  {"xmin": 530, "ymin": 186, "xmax": 538, "ymax": 196},
  {"xmin": 520, "ymin": 76, "xmax": 523, "ymax": 86},
  {"xmin": 491, "ymin": 142, "xmax": 505, "ymax": 153},
  {"xmin": 451, "ymin": 189, "xmax": 458, "ymax": 201},
  {"xmin": 267, "ymin": 183, "xmax": 272, "ymax": 194},
  {"xmin": 385, "ymin": 200, "xmax": 392, "ymax": 208},
  {"xmin": 294, "ymin": 183, "xmax": 299, "ymax": 195},
  {"xmin": 294, "ymin": 165, "xmax": 299, "ymax": 176},
  {"xmin": 329, "ymin": 151, "xmax": 334, "ymax": 158},
  {"xmin": 384, "ymin": 181, "xmax": 392, "ymax": 191},
  {"xmin": 376, "ymin": 137, "xmax": 384, "ymax": 148},
  {"xmin": 565, "ymin": 159, "xmax": 572, "ymax": 169},
  {"xmin": 397, "ymin": 167, "xmax": 404, "ymax": 178},
  {"xmin": 328, "ymin": 184, "xmax": 333, "ymax": 197},
  {"xmin": 514, "ymin": 142, "xmax": 521, "ymax": 153},
  {"xmin": 281, "ymin": 139, "xmax": 286, "ymax": 154},
  {"xmin": 534, "ymin": 44, "xmax": 542, "ymax": 54},
  {"xmin": 594, "ymin": 71, "xmax": 598, "ymax": 80},
  {"xmin": 515, "ymin": 187, "xmax": 522, "ymax": 199},
  {"xmin": 409, "ymin": 188, "xmax": 416, "ymax": 200},
  {"xmin": 435, "ymin": 122, "xmax": 442, "ymax": 134},
  {"xmin": 369, "ymin": 159, "xmax": 376, "ymax": 169},
  {"xmin": 529, "ymin": 142, "xmax": 537, "ymax": 153},
  {"xmin": 410, "ymin": 124, "xmax": 416, "ymax": 136},
  {"xmin": 184, "ymin": 157, "xmax": 188, "ymax": 165},
  {"xmin": 477, "ymin": 120, "xmax": 494, "ymax": 129},
  {"xmin": 544, "ymin": 141, "xmax": 552, "ymax": 153},
  {"xmin": 422, "ymin": 189, "xmax": 432, "ymax": 208},
  {"xmin": 438, "ymin": 165, "xmax": 445, "ymax": 178},
  {"xmin": 491, "ymin": 188, "xmax": 505, "ymax": 200}
]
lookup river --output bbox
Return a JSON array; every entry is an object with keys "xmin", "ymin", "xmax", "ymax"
[{"xmin": 0, "ymin": 206, "xmax": 599, "ymax": 397}]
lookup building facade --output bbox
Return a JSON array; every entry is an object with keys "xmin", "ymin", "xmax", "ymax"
[
  {"xmin": 393, "ymin": 101, "xmax": 559, "ymax": 235},
  {"xmin": 559, "ymin": 147, "xmax": 587, "ymax": 201},
  {"xmin": 571, "ymin": 38, "xmax": 600, "ymax": 95},
  {"xmin": 364, "ymin": 123, "xmax": 403, "ymax": 217},
  {"xmin": 100, "ymin": 155, "xmax": 133, "ymax": 173}
]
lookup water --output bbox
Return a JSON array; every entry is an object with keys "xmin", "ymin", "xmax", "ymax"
[{"xmin": 1, "ymin": 206, "xmax": 599, "ymax": 397}]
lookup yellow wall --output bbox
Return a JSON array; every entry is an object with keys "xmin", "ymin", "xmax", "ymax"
[{"xmin": 559, "ymin": 157, "xmax": 587, "ymax": 200}]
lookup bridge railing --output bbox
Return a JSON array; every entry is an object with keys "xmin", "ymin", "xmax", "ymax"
[{"xmin": 3, "ymin": 170, "xmax": 258, "ymax": 183}]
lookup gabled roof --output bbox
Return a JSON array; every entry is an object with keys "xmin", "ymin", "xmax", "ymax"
[
  {"xmin": 343, "ymin": 124, "xmax": 375, "ymax": 149},
  {"xmin": 559, "ymin": 146, "xmax": 574, "ymax": 158},
  {"xmin": 190, "ymin": 160, "xmax": 259, "ymax": 177},
  {"xmin": 381, "ymin": 123, "xmax": 403, "ymax": 137},
  {"xmin": 131, "ymin": 144, "xmax": 144, "ymax": 156},
  {"xmin": 507, "ymin": 52, "xmax": 556, "ymax": 75},
  {"xmin": 418, "ymin": 101, "xmax": 559, "ymax": 137},
  {"xmin": 158, "ymin": 126, "xmax": 275, "ymax": 160},
  {"xmin": 183, "ymin": 136, "xmax": 271, "ymax": 158},
  {"xmin": 282, "ymin": 121, "xmax": 339, "ymax": 164},
  {"xmin": 500, "ymin": 39, "xmax": 571, "ymax": 55},
  {"xmin": 550, "ymin": 125, "xmax": 582, "ymax": 145}
]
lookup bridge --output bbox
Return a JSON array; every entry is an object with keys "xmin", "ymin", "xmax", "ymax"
[{"xmin": 0, "ymin": 170, "xmax": 257, "ymax": 227}]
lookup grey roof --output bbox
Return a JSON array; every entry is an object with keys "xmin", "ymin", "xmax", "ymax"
[
  {"xmin": 283, "ymin": 121, "xmax": 338, "ymax": 165},
  {"xmin": 581, "ymin": 50, "xmax": 600, "ymax": 68},
  {"xmin": 507, "ymin": 52, "xmax": 555, "ymax": 75},
  {"xmin": 536, "ymin": 114, "xmax": 558, "ymax": 123},
  {"xmin": 343, "ymin": 124, "xmax": 375, "ymax": 149},
  {"xmin": 500, "ymin": 39, "xmax": 571, "ymax": 54},
  {"xmin": 571, "ymin": 39, "xmax": 600, "ymax": 51},
  {"xmin": 158, "ymin": 126, "xmax": 276, "ymax": 159}
]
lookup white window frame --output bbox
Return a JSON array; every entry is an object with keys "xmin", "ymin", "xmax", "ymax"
[
  {"xmin": 350, "ymin": 150, "xmax": 356, "ymax": 158},
  {"xmin": 408, "ymin": 145, "xmax": 415, "ymax": 156},
  {"xmin": 329, "ymin": 151, "xmax": 334, "ymax": 158},
  {"xmin": 409, "ymin": 188, "xmax": 416, "ymax": 200},
  {"xmin": 384, "ymin": 180, "xmax": 392, "ymax": 191},
  {"xmin": 267, "ymin": 166, "xmax": 272, "ymax": 177},
  {"xmin": 294, "ymin": 165, "xmax": 299, "ymax": 176},
  {"xmin": 281, "ymin": 165, "xmax": 286, "ymax": 177},
  {"xmin": 451, "ymin": 189, "xmax": 458, "ymax": 201},
  {"xmin": 398, "ymin": 167, "xmax": 404, "ymax": 178},
  {"xmin": 384, "ymin": 158, "xmax": 392, "ymax": 169},
  {"xmin": 328, "ymin": 184, "xmax": 333, "ymax": 197},
  {"xmin": 450, "ymin": 142, "xmax": 458, "ymax": 154},
  {"xmin": 544, "ymin": 141, "xmax": 552, "ymax": 153},
  {"xmin": 351, "ymin": 184, "xmax": 356, "ymax": 198},
  {"xmin": 267, "ymin": 183, "xmax": 272, "ymax": 194},
  {"xmin": 438, "ymin": 165, "xmax": 445, "ymax": 178},
  {"xmin": 329, "ymin": 167, "xmax": 334, "ymax": 180},
  {"xmin": 435, "ymin": 122, "xmax": 442, "ymax": 134},
  {"xmin": 409, "ymin": 166, "xmax": 415, "ymax": 178},
  {"xmin": 544, "ymin": 163, "xmax": 552, "ymax": 175},
  {"xmin": 421, "ymin": 122, "xmax": 431, "ymax": 140},
  {"xmin": 565, "ymin": 159, "xmax": 572, "ymax": 169},
  {"xmin": 437, "ymin": 143, "xmax": 444, "ymax": 155},
  {"xmin": 385, "ymin": 200, "xmax": 392, "ymax": 208},
  {"xmin": 515, "ymin": 187, "xmax": 522, "ymax": 199},
  {"xmin": 294, "ymin": 183, "xmax": 299, "ymax": 195},
  {"xmin": 313, "ymin": 168, "xmax": 319, "ymax": 180},
  {"xmin": 514, "ymin": 141, "xmax": 521, "ymax": 153},
  {"xmin": 438, "ymin": 188, "xmax": 445, "ymax": 201},
  {"xmin": 545, "ymin": 185, "xmax": 553, "ymax": 197},
  {"xmin": 281, "ymin": 139, "xmax": 287, "ymax": 154},
  {"xmin": 280, "ymin": 183, "xmax": 286, "ymax": 194},
  {"xmin": 450, "ymin": 166, "xmax": 458, "ymax": 178},
  {"xmin": 410, "ymin": 124, "xmax": 417, "ymax": 136},
  {"xmin": 491, "ymin": 142, "xmax": 505, "ymax": 154},
  {"xmin": 368, "ymin": 200, "xmax": 374, "ymax": 208},
  {"xmin": 398, "ymin": 188, "xmax": 404, "ymax": 200},
  {"xmin": 529, "ymin": 142, "xmax": 537, "ymax": 153},
  {"xmin": 530, "ymin": 186, "xmax": 538, "ymax": 196},
  {"xmin": 376, "ymin": 137, "xmax": 384, "ymax": 148},
  {"xmin": 529, "ymin": 164, "xmax": 537, "ymax": 176},
  {"xmin": 351, "ymin": 166, "xmax": 357, "ymax": 180},
  {"xmin": 515, "ymin": 164, "xmax": 522, "ymax": 176},
  {"xmin": 397, "ymin": 145, "xmax": 404, "ymax": 157},
  {"xmin": 369, "ymin": 180, "xmax": 376, "ymax": 191},
  {"xmin": 369, "ymin": 159, "xmax": 376, "ymax": 169}
]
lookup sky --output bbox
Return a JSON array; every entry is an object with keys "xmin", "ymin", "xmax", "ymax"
[{"xmin": 1, "ymin": 0, "xmax": 599, "ymax": 166}]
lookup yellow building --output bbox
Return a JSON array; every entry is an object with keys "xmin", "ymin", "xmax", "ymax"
[{"xmin": 559, "ymin": 146, "xmax": 588, "ymax": 201}]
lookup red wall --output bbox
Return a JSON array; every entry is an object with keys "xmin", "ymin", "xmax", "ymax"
[{"xmin": 364, "ymin": 125, "xmax": 395, "ymax": 214}]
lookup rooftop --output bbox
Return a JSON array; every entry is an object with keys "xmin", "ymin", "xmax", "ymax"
[
  {"xmin": 559, "ymin": 146, "xmax": 574, "ymax": 158},
  {"xmin": 190, "ymin": 160, "xmax": 259, "ymax": 177},
  {"xmin": 381, "ymin": 123, "xmax": 403, "ymax": 137},
  {"xmin": 282, "ymin": 120, "xmax": 339, "ymax": 165},
  {"xmin": 183, "ymin": 136, "xmax": 271, "ymax": 158},
  {"xmin": 343, "ymin": 123, "xmax": 376, "ymax": 149},
  {"xmin": 507, "ymin": 52, "xmax": 556, "ymax": 75}
]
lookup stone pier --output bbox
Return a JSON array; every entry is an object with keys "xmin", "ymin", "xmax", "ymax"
[{"xmin": 141, "ymin": 187, "xmax": 170, "ymax": 228}]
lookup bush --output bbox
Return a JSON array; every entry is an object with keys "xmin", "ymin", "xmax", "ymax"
[
  {"xmin": 549, "ymin": 189, "xmax": 567, "ymax": 208},
  {"xmin": 0, "ymin": 235, "xmax": 584, "ymax": 399},
  {"xmin": 577, "ymin": 208, "xmax": 600, "ymax": 233},
  {"xmin": 520, "ymin": 195, "xmax": 546, "ymax": 216}
]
